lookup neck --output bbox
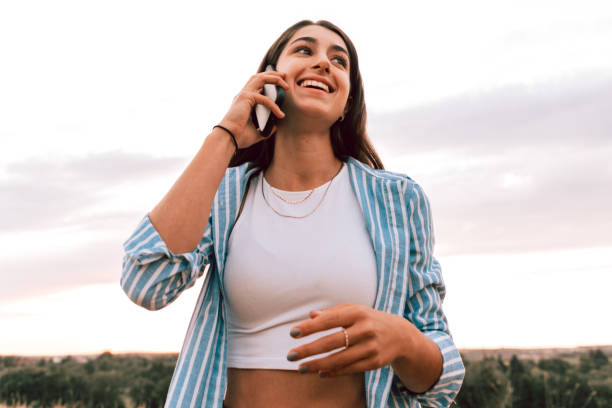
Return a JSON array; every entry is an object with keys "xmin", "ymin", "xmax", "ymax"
[{"xmin": 264, "ymin": 121, "xmax": 342, "ymax": 191}]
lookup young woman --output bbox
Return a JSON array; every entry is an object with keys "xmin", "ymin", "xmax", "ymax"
[{"xmin": 121, "ymin": 20, "xmax": 464, "ymax": 408}]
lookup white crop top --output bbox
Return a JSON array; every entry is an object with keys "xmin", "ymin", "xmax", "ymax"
[{"xmin": 223, "ymin": 162, "xmax": 378, "ymax": 370}]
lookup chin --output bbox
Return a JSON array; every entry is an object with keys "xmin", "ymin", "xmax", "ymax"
[
  {"xmin": 296, "ymin": 106, "xmax": 338, "ymax": 121},
  {"xmin": 290, "ymin": 113, "xmax": 336, "ymax": 128}
]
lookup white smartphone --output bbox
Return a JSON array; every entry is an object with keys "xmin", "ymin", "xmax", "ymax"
[{"xmin": 251, "ymin": 65, "xmax": 285, "ymax": 137}]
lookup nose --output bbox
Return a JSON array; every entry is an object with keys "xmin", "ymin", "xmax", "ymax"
[{"xmin": 312, "ymin": 54, "xmax": 330, "ymax": 73}]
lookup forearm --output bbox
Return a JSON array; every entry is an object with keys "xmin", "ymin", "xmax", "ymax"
[
  {"xmin": 149, "ymin": 128, "xmax": 235, "ymax": 254},
  {"xmin": 390, "ymin": 316, "xmax": 443, "ymax": 394}
]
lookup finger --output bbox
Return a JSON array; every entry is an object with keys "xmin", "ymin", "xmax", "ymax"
[
  {"xmin": 309, "ymin": 310, "xmax": 322, "ymax": 319},
  {"xmin": 258, "ymin": 70, "xmax": 286, "ymax": 78},
  {"xmin": 261, "ymin": 74, "xmax": 289, "ymax": 91},
  {"xmin": 321, "ymin": 356, "xmax": 380, "ymax": 378},
  {"xmin": 288, "ymin": 328, "xmax": 348, "ymax": 361},
  {"xmin": 251, "ymin": 93, "xmax": 285, "ymax": 118},
  {"xmin": 291, "ymin": 303, "xmax": 362, "ymax": 339},
  {"xmin": 257, "ymin": 70, "xmax": 285, "ymax": 76},
  {"xmin": 248, "ymin": 73, "xmax": 289, "ymax": 91},
  {"xmin": 297, "ymin": 342, "xmax": 375, "ymax": 374}
]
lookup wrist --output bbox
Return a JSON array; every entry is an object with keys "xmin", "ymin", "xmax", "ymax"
[
  {"xmin": 391, "ymin": 316, "xmax": 417, "ymax": 365},
  {"xmin": 390, "ymin": 321, "xmax": 444, "ymax": 394},
  {"xmin": 208, "ymin": 126, "xmax": 237, "ymax": 159},
  {"xmin": 214, "ymin": 125, "xmax": 238, "ymax": 150}
]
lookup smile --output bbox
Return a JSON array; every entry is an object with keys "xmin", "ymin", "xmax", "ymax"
[
  {"xmin": 297, "ymin": 79, "xmax": 334, "ymax": 93},
  {"xmin": 299, "ymin": 86, "xmax": 329, "ymax": 95}
]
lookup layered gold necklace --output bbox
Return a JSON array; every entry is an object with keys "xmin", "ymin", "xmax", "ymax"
[{"xmin": 261, "ymin": 163, "xmax": 343, "ymax": 219}]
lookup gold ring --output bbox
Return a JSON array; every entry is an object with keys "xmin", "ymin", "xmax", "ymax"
[{"xmin": 342, "ymin": 328, "xmax": 349, "ymax": 349}]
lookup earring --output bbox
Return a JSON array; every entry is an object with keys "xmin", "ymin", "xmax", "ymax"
[{"xmin": 338, "ymin": 114, "xmax": 345, "ymax": 122}]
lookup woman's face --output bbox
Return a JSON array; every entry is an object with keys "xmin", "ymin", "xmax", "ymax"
[{"xmin": 275, "ymin": 25, "xmax": 351, "ymax": 127}]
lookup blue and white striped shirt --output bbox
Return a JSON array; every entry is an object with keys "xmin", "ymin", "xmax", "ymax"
[{"xmin": 121, "ymin": 156, "xmax": 464, "ymax": 407}]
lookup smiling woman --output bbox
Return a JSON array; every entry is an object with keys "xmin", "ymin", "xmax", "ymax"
[{"xmin": 120, "ymin": 19, "xmax": 464, "ymax": 408}]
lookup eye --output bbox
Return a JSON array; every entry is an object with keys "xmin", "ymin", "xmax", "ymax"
[
  {"xmin": 296, "ymin": 46, "xmax": 312, "ymax": 55},
  {"xmin": 295, "ymin": 45, "xmax": 347, "ymax": 68},
  {"xmin": 332, "ymin": 55, "xmax": 348, "ymax": 68}
]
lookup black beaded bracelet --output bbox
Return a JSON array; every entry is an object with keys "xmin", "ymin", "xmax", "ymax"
[{"xmin": 213, "ymin": 125, "xmax": 238, "ymax": 154}]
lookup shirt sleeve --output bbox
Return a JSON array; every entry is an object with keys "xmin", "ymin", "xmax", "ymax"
[
  {"xmin": 394, "ymin": 181, "xmax": 465, "ymax": 407},
  {"xmin": 120, "ymin": 212, "xmax": 215, "ymax": 311}
]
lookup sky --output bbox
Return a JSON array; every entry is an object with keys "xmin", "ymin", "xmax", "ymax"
[{"xmin": 1, "ymin": 0, "xmax": 611, "ymax": 355}]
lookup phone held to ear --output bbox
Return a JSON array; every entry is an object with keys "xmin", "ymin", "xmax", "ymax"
[{"xmin": 251, "ymin": 64, "xmax": 285, "ymax": 138}]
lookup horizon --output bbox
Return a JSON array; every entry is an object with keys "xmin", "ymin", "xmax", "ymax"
[
  {"xmin": 8, "ymin": 344, "xmax": 612, "ymax": 359},
  {"xmin": 1, "ymin": 0, "xmax": 611, "ymax": 355}
]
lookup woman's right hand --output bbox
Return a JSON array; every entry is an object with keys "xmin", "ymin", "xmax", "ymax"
[{"xmin": 218, "ymin": 71, "xmax": 289, "ymax": 149}]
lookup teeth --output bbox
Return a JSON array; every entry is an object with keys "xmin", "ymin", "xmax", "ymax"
[{"xmin": 300, "ymin": 79, "xmax": 330, "ymax": 92}]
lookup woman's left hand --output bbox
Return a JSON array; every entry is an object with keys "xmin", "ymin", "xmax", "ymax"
[{"xmin": 286, "ymin": 302, "xmax": 414, "ymax": 377}]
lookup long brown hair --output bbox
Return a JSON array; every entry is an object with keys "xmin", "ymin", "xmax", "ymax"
[{"xmin": 229, "ymin": 20, "xmax": 384, "ymax": 170}]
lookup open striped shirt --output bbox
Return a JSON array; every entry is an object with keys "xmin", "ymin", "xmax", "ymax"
[{"xmin": 121, "ymin": 156, "xmax": 464, "ymax": 407}]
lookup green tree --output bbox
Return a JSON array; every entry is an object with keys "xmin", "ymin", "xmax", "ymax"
[
  {"xmin": 579, "ymin": 349, "xmax": 609, "ymax": 373},
  {"xmin": 455, "ymin": 357, "xmax": 510, "ymax": 408},
  {"xmin": 85, "ymin": 371, "xmax": 126, "ymax": 408},
  {"xmin": 95, "ymin": 351, "xmax": 114, "ymax": 372},
  {"xmin": 0, "ymin": 356, "xmax": 18, "ymax": 368},
  {"xmin": 508, "ymin": 355, "xmax": 546, "ymax": 408},
  {"xmin": 544, "ymin": 372, "xmax": 597, "ymax": 408},
  {"xmin": 538, "ymin": 358, "xmax": 571, "ymax": 376}
]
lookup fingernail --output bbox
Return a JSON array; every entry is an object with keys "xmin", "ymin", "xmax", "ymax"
[
  {"xmin": 299, "ymin": 365, "xmax": 308, "ymax": 374},
  {"xmin": 290, "ymin": 328, "xmax": 301, "ymax": 337},
  {"xmin": 287, "ymin": 351, "xmax": 299, "ymax": 361}
]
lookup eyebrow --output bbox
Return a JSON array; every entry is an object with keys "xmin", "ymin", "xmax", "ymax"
[{"xmin": 289, "ymin": 36, "xmax": 349, "ymax": 56}]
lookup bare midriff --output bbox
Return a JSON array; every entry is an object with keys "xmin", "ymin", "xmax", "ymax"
[{"xmin": 223, "ymin": 367, "xmax": 367, "ymax": 408}]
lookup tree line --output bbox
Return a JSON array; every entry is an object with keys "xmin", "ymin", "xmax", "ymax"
[
  {"xmin": 0, "ymin": 349, "xmax": 610, "ymax": 407},
  {"xmin": 0, "ymin": 352, "xmax": 173, "ymax": 408},
  {"xmin": 454, "ymin": 349, "xmax": 611, "ymax": 407}
]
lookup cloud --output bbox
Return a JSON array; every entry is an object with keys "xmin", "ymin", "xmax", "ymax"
[
  {"xmin": 0, "ymin": 151, "xmax": 192, "ymax": 301},
  {"xmin": 1, "ymin": 238, "xmax": 122, "ymax": 303},
  {"xmin": 0, "ymin": 151, "xmax": 185, "ymax": 231},
  {"xmin": 427, "ymin": 146, "xmax": 612, "ymax": 255},
  {"xmin": 0, "ymin": 151, "xmax": 197, "ymax": 301},
  {"xmin": 370, "ymin": 72, "xmax": 612, "ymax": 154},
  {"xmin": 370, "ymin": 73, "xmax": 612, "ymax": 255}
]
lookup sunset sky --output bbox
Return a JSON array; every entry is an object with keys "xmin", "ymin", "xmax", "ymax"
[{"xmin": 1, "ymin": 0, "xmax": 611, "ymax": 355}]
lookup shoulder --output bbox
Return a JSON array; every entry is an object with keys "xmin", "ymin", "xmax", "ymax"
[
  {"xmin": 346, "ymin": 157, "xmax": 426, "ymax": 199},
  {"xmin": 346, "ymin": 156, "xmax": 407, "ymax": 182},
  {"xmin": 224, "ymin": 161, "xmax": 260, "ymax": 180},
  {"xmin": 209, "ymin": 162, "xmax": 261, "ymax": 207},
  {"xmin": 218, "ymin": 162, "xmax": 261, "ymax": 189}
]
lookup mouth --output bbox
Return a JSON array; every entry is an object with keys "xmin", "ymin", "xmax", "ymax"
[{"xmin": 297, "ymin": 79, "xmax": 334, "ymax": 93}]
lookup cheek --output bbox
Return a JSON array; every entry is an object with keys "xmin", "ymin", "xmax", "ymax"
[
  {"xmin": 341, "ymin": 83, "xmax": 351, "ymax": 101},
  {"xmin": 275, "ymin": 56, "xmax": 297, "ymax": 74},
  {"xmin": 275, "ymin": 60, "xmax": 287, "ymax": 73},
  {"xmin": 276, "ymin": 63, "xmax": 298, "ymax": 86},
  {"xmin": 340, "ymin": 75, "xmax": 351, "ymax": 95}
]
